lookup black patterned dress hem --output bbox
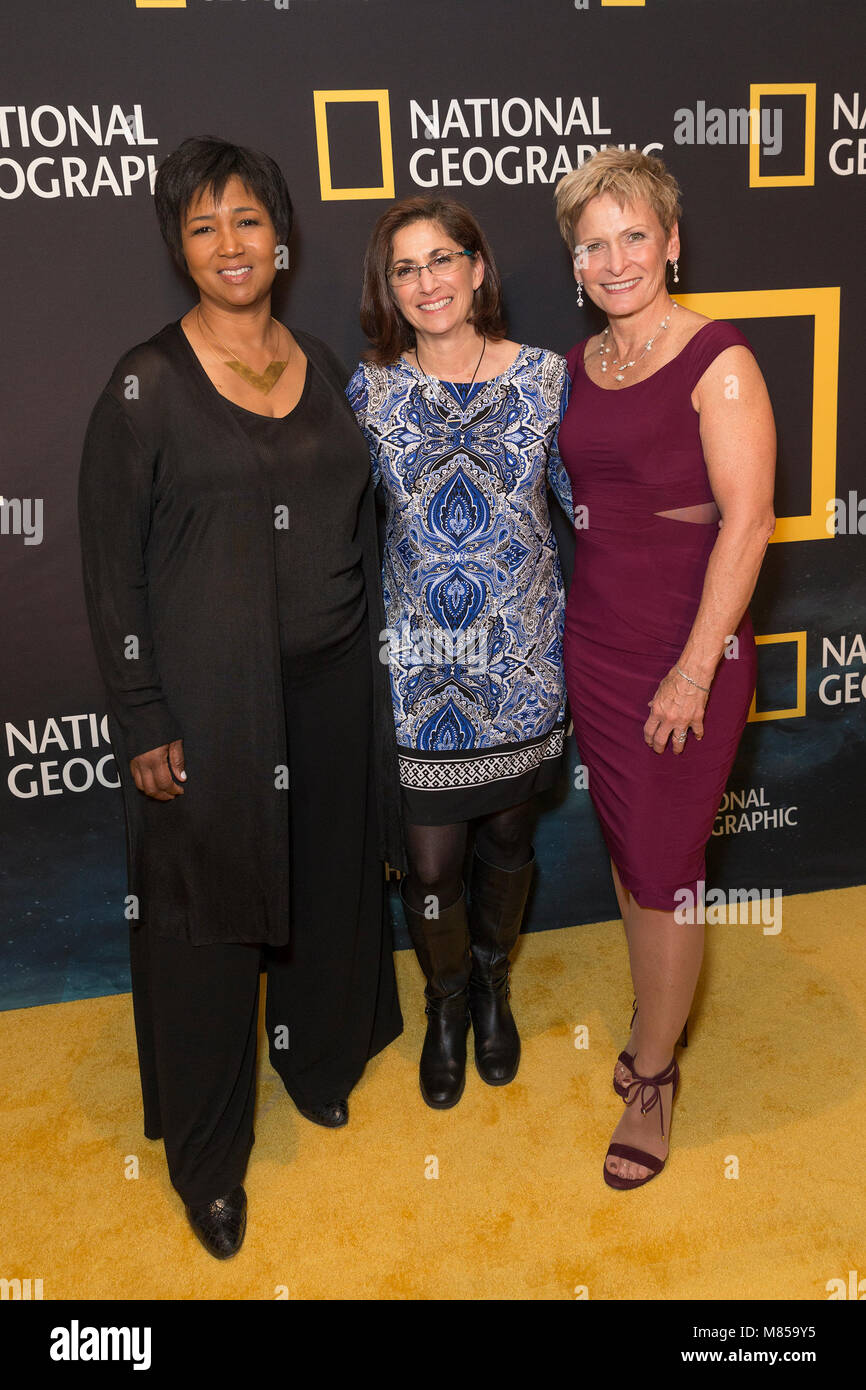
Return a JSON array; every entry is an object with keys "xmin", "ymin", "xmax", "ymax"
[{"xmin": 399, "ymin": 721, "xmax": 566, "ymax": 825}]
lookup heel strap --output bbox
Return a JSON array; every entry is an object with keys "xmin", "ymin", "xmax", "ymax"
[{"xmin": 623, "ymin": 1057, "xmax": 678, "ymax": 1139}]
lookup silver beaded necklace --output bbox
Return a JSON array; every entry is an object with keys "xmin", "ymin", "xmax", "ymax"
[{"xmin": 599, "ymin": 301, "xmax": 678, "ymax": 382}]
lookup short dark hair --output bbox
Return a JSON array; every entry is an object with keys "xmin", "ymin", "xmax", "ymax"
[
  {"xmin": 360, "ymin": 196, "xmax": 507, "ymax": 365},
  {"xmin": 153, "ymin": 136, "xmax": 293, "ymax": 269}
]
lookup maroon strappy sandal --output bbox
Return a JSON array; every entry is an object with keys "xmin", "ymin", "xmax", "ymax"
[
  {"xmin": 604, "ymin": 1055, "xmax": 679, "ymax": 1190},
  {"xmin": 613, "ymin": 1000, "xmax": 688, "ymax": 1098}
]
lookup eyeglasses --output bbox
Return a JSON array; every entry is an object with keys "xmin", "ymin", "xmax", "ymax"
[{"xmin": 387, "ymin": 249, "xmax": 475, "ymax": 287}]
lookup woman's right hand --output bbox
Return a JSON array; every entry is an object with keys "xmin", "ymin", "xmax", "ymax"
[{"xmin": 130, "ymin": 739, "xmax": 186, "ymax": 800}]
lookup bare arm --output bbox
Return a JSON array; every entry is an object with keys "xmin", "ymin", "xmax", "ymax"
[{"xmin": 644, "ymin": 344, "xmax": 776, "ymax": 754}]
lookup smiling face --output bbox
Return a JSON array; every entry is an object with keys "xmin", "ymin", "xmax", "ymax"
[
  {"xmin": 180, "ymin": 174, "xmax": 279, "ymax": 310},
  {"xmin": 573, "ymin": 192, "xmax": 678, "ymax": 317},
  {"xmin": 389, "ymin": 218, "xmax": 485, "ymax": 342}
]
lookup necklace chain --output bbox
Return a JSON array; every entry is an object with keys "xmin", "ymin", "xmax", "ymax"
[
  {"xmin": 599, "ymin": 301, "xmax": 678, "ymax": 382},
  {"xmin": 196, "ymin": 307, "xmax": 288, "ymax": 394},
  {"xmin": 415, "ymin": 334, "xmax": 487, "ymax": 397}
]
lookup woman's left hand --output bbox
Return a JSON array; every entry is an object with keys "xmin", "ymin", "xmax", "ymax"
[{"xmin": 644, "ymin": 667, "xmax": 709, "ymax": 755}]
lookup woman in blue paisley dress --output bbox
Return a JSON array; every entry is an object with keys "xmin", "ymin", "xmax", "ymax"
[{"xmin": 348, "ymin": 197, "xmax": 573, "ymax": 1110}]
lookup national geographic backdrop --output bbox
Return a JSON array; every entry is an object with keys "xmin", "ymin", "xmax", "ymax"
[{"xmin": 1, "ymin": 0, "xmax": 864, "ymax": 1009}]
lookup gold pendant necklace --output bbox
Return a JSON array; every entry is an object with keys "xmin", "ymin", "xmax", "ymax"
[{"xmin": 197, "ymin": 307, "xmax": 288, "ymax": 394}]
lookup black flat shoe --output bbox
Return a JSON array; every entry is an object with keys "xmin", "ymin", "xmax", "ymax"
[
  {"xmin": 185, "ymin": 1184, "xmax": 247, "ymax": 1259},
  {"xmin": 297, "ymin": 1098, "xmax": 349, "ymax": 1128}
]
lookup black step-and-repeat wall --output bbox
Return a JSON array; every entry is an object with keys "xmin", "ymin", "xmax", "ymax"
[{"xmin": 1, "ymin": 0, "xmax": 864, "ymax": 1009}]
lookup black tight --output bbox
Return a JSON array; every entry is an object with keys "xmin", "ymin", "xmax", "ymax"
[{"xmin": 402, "ymin": 799, "xmax": 535, "ymax": 913}]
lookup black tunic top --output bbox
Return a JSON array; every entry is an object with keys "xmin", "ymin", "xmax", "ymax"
[
  {"xmin": 223, "ymin": 366, "xmax": 367, "ymax": 660},
  {"xmin": 78, "ymin": 322, "xmax": 405, "ymax": 947}
]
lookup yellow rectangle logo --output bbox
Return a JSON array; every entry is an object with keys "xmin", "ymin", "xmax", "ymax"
[
  {"xmin": 749, "ymin": 83, "xmax": 816, "ymax": 187},
  {"xmin": 748, "ymin": 632, "xmax": 807, "ymax": 722},
  {"xmin": 675, "ymin": 288, "xmax": 840, "ymax": 543},
  {"xmin": 313, "ymin": 90, "xmax": 395, "ymax": 201}
]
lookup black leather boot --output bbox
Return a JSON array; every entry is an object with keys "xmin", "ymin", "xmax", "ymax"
[
  {"xmin": 401, "ymin": 883, "xmax": 471, "ymax": 1109},
  {"xmin": 185, "ymin": 1184, "xmax": 247, "ymax": 1259},
  {"xmin": 468, "ymin": 849, "xmax": 534, "ymax": 1085}
]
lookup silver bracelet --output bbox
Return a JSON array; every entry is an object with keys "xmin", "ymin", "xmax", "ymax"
[{"xmin": 675, "ymin": 663, "xmax": 711, "ymax": 694}]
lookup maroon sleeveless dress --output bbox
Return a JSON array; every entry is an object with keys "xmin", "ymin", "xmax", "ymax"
[{"xmin": 558, "ymin": 321, "xmax": 757, "ymax": 910}]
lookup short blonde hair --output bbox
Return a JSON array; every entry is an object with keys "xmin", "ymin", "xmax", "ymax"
[{"xmin": 554, "ymin": 148, "xmax": 682, "ymax": 250}]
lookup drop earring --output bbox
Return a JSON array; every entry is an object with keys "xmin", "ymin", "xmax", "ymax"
[
  {"xmin": 672, "ymin": 258, "xmax": 679, "ymax": 284},
  {"xmin": 576, "ymin": 280, "xmax": 584, "ymax": 308}
]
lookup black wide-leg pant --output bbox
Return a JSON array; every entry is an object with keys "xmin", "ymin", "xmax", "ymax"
[{"xmin": 129, "ymin": 621, "xmax": 403, "ymax": 1206}]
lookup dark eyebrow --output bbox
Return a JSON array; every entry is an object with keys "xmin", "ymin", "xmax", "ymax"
[
  {"xmin": 186, "ymin": 206, "xmax": 259, "ymax": 225},
  {"xmin": 392, "ymin": 246, "xmax": 455, "ymax": 264}
]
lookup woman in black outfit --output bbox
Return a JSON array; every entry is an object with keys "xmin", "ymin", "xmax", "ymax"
[{"xmin": 78, "ymin": 137, "xmax": 403, "ymax": 1259}]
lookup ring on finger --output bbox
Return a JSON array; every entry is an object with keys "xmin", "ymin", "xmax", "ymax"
[{"xmin": 674, "ymin": 729, "xmax": 687, "ymax": 743}]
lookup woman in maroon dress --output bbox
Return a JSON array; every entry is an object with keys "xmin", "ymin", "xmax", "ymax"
[{"xmin": 554, "ymin": 150, "xmax": 776, "ymax": 1189}]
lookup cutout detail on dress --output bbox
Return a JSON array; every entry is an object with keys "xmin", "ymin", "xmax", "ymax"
[{"xmin": 654, "ymin": 502, "xmax": 720, "ymax": 524}]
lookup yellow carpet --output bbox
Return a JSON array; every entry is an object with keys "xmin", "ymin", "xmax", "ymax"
[{"xmin": 2, "ymin": 885, "xmax": 864, "ymax": 1300}]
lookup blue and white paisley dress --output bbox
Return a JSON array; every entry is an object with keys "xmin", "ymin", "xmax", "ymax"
[{"xmin": 347, "ymin": 346, "xmax": 573, "ymax": 822}]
